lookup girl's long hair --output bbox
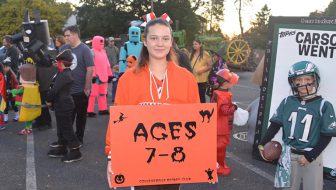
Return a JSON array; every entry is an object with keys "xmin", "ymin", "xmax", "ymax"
[{"xmin": 190, "ymin": 39, "xmax": 204, "ymax": 60}]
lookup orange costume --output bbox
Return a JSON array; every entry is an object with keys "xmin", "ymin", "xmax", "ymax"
[
  {"xmin": 105, "ymin": 61, "xmax": 200, "ymax": 156},
  {"xmin": 210, "ymin": 68, "xmax": 239, "ymax": 176},
  {"xmin": 212, "ymin": 89, "xmax": 236, "ymax": 175}
]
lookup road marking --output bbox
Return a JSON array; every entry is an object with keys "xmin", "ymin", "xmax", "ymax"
[
  {"xmin": 227, "ymin": 152, "xmax": 274, "ymax": 182},
  {"xmin": 26, "ymin": 133, "xmax": 37, "ymax": 190},
  {"xmin": 232, "ymin": 132, "xmax": 248, "ymax": 142}
]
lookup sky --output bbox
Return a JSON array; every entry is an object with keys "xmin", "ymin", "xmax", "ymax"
[
  {"xmin": 57, "ymin": 0, "xmax": 333, "ymax": 36},
  {"xmin": 221, "ymin": 0, "xmax": 333, "ymax": 36}
]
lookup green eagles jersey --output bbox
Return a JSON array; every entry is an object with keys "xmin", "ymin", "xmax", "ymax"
[{"xmin": 270, "ymin": 96, "xmax": 336, "ymax": 150}]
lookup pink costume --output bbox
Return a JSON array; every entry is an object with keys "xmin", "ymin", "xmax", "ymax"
[{"xmin": 87, "ymin": 36, "xmax": 112, "ymax": 113}]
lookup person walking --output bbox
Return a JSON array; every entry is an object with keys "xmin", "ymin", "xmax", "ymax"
[
  {"xmin": 105, "ymin": 37, "xmax": 119, "ymax": 103},
  {"xmin": 47, "ymin": 49, "xmax": 82, "ymax": 163},
  {"xmin": 190, "ymin": 40, "xmax": 211, "ymax": 103},
  {"xmin": 2, "ymin": 35, "xmax": 20, "ymax": 75},
  {"xmin": 60, "ymin": 25, "xmax": 94, "ymax": 145}
]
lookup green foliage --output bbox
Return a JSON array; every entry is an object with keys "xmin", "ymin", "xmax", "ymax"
[
  {"xmin": 324, "ymin": 0, "xmax": 336, "ymax": 16},
  {"xmin": 77, "ymin": 2, "xmax": 141, "ymax": 38},
  {"xmin": 195, "ymin": 34, "xmax": 227, "ymax": 53},
  {"xmin": 0, "ymin": 0, "xmax": 72, "ymax": 37},
  {"xmin": 77, "ymin": 0, "xmax": 202, "ymax": 46},
  {"xmin": 156, "ymin": 0, "xmax": 201, "ymax": 45},
  {"xmin": 196, "ymin": 0, "xmax": 224, "ymax": 32},
  {"xmin": 245, "ymin": 4, "xmax": 271, "ymax": 50},
  {"xmin": 309, "ymin": 0, "xmax": 336, "ymax": 17}
]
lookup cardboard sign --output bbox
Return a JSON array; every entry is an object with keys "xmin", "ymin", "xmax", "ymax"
[
  {"xmin": 109, "ymin": 103, "xmax": 217, "ymax": 187},
  {"xmin": 254, "ymin": 17, "xmax": 336, "ymax": 179}
]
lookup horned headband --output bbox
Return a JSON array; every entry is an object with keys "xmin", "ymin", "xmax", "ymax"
[{"xmin": 141, "ymin": 12, "xmax": 173, "ymax": 27}]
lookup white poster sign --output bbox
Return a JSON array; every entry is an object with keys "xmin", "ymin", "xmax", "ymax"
[{"xmin": 254, "ymin": 17, "xmax": 336, "ymax": 178}]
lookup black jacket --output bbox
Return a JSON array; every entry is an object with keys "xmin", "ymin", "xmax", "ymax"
[
  {"xmin": 5, "ymin": 45, "xmax": 20, "ymax": 74},
  {"xmin": 46, "ymin": 68, "xmax": 74, "ymax": 112}
]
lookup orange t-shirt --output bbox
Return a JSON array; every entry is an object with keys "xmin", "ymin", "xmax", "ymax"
[{"xmin": 105, "ymin": 61, "xmax": 200, "ymax": 156}]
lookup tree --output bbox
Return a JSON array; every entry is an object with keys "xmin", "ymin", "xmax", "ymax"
[
  {"xmin": 246, "ymin": 4, "xmax": 271, "ymax": 49},
  {"xmin": 77, "ymin": 0, "xmax": 202, "ymax": 46},
  {"xmin": 154, "ymin": 0, "xmax": 202, "ymax": 45},
  {"xmin": 77, "ymin": 0, "xmax": 142, "ymax": 38},
  {"xmin": 0, "ymin": 0, "xmax": 72, "ymax": 37},
  {"xmin": 235, "ymin": 0, "xmax": 252, "ymax": 38},
  {"xmin": 309, "ymin": 10, "xmax": 324, "ymax": 17},
  {"xmin": 309, "ymin": 0, "xmax": 336, "ymax": 17},
  {"xmin": 199, "ymin": 0, "xmax": 224, "ymax": 31},
  {"xmin": 320, "ymin": 0, "xmax": 336, "ymax": 16}
]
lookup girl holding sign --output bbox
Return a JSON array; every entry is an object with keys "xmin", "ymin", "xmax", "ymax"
[{"xmin": 106, "ymin": 18, "xmax": 200, "ymax": 189}]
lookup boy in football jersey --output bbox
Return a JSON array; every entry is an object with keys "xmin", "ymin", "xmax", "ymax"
[{"xmin": 258, "ymin": 61, "xmax": 336, "ymax": 190}]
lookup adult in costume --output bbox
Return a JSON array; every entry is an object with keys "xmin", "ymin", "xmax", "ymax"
[{"xmin": 87, "ymin": 36, "xmax": 112, "ymax": 116}]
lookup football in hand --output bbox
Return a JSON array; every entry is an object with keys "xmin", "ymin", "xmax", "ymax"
[{"xmin": 263, "ymin": 141, "xmax": 282, "ymax": 161}]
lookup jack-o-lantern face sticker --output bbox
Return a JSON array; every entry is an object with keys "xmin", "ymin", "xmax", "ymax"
[{"xmin": 114, "ymin": 174, "xmax": 125, "ymax": 184}]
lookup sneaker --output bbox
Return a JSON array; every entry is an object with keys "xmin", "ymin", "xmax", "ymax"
[
  {"xmin": 0, "ymin": 125, "xmax": 6, "ymax": 130},
  {"xmin": 62, "ymin": 150, "xmax": 82, "ymax": 163},
  {"xmin": 18, "ymin": 129, "xmax": 32, "ymax": 135},
  {"xmin": 48, "ymin": 148, "xmax": 68, "ymax": 158},
  {"xmin": 98, "ymin": 110, "xmax": 109, "ymax": 115},
  {"xmin": 49, "ymin": 141, "xmax": 64, "ymax": 148},
  {"xmin": 4, "ymin": 114, "xmax": 8, "ymax": 123},
  {"xmin": 13, "ymin": 112, "xmax": 19, "ymax": 122},
  {"xmin": 217, "ymin": 164, "xmax": 231, "ymax": 176},
  {"xmin": 87, "ymin": 112, "xmax": 97, "ymax": 117}
]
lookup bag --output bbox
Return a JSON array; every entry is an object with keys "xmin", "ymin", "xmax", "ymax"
[{"xmin": 233, "ymin": 107, "xmax": 249, "ymax": 126}]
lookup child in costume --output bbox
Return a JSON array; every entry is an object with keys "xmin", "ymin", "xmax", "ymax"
[
  {"xmin": 2, "ymin": 57, "xmax": 19, "ymax": 123},
  {"xmin": 0, "ymin": 64, "xmax": 6, "ymax": 130},
  {"xmin": 210, "ymin": 68, "xmax": 239, "ymax": 176},
  {"xmin": 258, "ymin": 61, "xmax": 336, "ymax": 190},
  {"xmin": 119, "ymin": 26, "xmax": 143, "ymax": 75},
  {"xmin": 46, "ymin": 49, "xmax": 82, "ymax": 163},
  {"xmin": 208, "ymin": 50, "xmax": 227, "ymax": 86},
  {"xmin": 12, "ymin": 59, "xmax": 42, "ymax": 135},
  {"xmin": 87, "ymin": 36, "xmax": 112, "ymax": 117},
  {"xmin": 126, "ymin": 55, "xmax": 137, "ymax": 70}
]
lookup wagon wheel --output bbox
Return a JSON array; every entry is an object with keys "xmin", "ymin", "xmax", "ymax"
[{"xmin": 226, "ymin": 39, "xmax": 251, "ymax": 65}]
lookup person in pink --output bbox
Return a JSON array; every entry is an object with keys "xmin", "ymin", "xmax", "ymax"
[{"xmin": 87, "ymin": 36, "xmax": 112, "ymax": 117}]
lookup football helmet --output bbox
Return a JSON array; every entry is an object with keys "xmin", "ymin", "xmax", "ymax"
[
  {"xmin": 216, "ymin": 68, "xmax": 239, "ymax": 85},
  {"xmin": 288, "ymin": 61, "xmax": 320, "ymax": 97}
]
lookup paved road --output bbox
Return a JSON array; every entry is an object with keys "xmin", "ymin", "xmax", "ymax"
[{"xmin": 0, "ymin": 71, "xmax": 335, "ymax": 190}]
